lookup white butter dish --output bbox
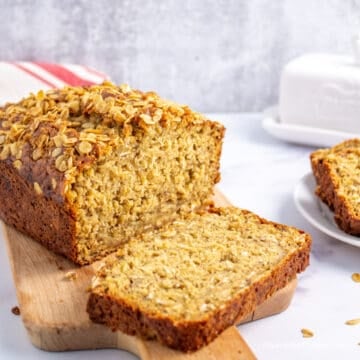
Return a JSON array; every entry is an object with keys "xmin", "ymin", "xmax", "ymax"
[{"xmin": 279, "ymin": 53, "xmax": 360, "ymax": 134}]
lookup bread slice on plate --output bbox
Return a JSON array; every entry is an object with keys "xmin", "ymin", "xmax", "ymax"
[
  {"xmin": 311, "ymin": 138, "xmax": 360, "ymax": 235},
  {"xmin": 87, "ymin": 207, "xmax": 311, "ymax": 352}
]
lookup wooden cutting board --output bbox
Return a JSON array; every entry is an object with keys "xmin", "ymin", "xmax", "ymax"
[{"xmin": 2, "ymin": 189, "xmax": 297, "ymax": 359}]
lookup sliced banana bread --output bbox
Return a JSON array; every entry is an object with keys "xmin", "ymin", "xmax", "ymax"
[
  {"xmin": 311, "ymin": 139, "xmax": 360, "ymax": 235},
  {"xmin": 0, "ymin": 82, "xmax": 224, "ymax": 264},
  {"xmin": 87, "ymin": 207, "xmax": 311, "ymax": 352}
]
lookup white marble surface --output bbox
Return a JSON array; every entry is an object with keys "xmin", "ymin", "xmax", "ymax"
[{"xmin": 1, "ymin": 114, "xmax": 360, "ymax": 359}]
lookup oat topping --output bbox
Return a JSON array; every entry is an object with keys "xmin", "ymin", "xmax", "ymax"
[
  {"xmin": 345, "ymin": 318, "xmax": 360, "ymax": 325},
  {"xmin": 301, "ymin": 328, "xmax": 314, "ymax": 338},
  {"xmin": 0, "ymin": 81, "xmax": 205, "ymax": 187},
  {"xmin": 13, "ymin": 159, "xmax": 22, "ymax": 170},
  {"xmin": 64, "ymin": 270, "xmax": 77, "ymax": 281},
  {"xmin": 77, "ymin": 141, "xmax": 92, "ymax": 154},
  {"xmin": 51, "ymin": 177, "xmax": 57, "ymax": 190},
  {"xmin": 33, "ymin": 182, "xmax": 43, "ymax": 195}
]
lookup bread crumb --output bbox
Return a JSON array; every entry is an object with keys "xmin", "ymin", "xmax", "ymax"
[
  {"xmin": 345, "ymin": 318, "xmax": 360, "ymax": 326},
  {"xmin": 351, "ymin": 273, "xmax": 360, "ymax": 282},
  {"xmin": 64, "ymin": 270, "xmax": 77, "ymax": 281},
  {"xmin": 11, "ymin": 306, "xmax": 20, "ymax": 316},
  {"xmin": 301, "ymin": 328, "xmax": 314, "ymax": 338},
  {"xmin": 33, "ymin": 182, "xmax": 43, "ymax": 195}
]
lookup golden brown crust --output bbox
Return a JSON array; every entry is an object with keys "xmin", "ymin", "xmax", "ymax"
[
  {"xmin": 87, "ymin": 210, "xmax": 311, "ymax": 352},
  {"xmin": 0, "ymin": 159, "xmax": 78, "ymax": 262},
  {"xmin": 311, "ymin": 140, "xmax": 360, "ymax": 235}
]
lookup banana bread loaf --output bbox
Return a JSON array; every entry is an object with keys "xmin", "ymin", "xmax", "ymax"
[
  {"xmin": 311, "ymin": 138, "xmax": 360, "ymax": 235},
  {"xmin": 0, "ymin": 82, "xmax": 224, "ymax": 265},
  {"xmin": 87, "ymin": 207, "xmax": 311, "ymax": 352}
]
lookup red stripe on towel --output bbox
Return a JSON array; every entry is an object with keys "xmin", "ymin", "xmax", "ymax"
[{"xmin": 34, "ymin": 62, "xmax": 95, "ymax": 87}]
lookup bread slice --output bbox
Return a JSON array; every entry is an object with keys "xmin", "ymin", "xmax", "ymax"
[
  {"xmin": 87, "ymin": 207, "xmax": 311, "ymax": 352},
  {"xmin": 0, "ymin": 82, "xmax": 224, "ymax": 265},
  {"xmin": 311, "ymin": 139, "xmax": 360, "ymax": 235}
]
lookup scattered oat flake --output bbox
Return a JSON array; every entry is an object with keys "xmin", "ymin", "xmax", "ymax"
[
  {"xmin": 351, "ymin": 273, "xmax": 360, "ymax": 282},
  {"xmin": 301, "ymin": 328, "xmax": 314, "ymax": 338},
  {"xmin": 345, "ymin": 318, "xmax": 360, "ymax": 326},
  {"xmin": 11, "ymin": 306, "xmax": 20, "ymax": 316},
  {"xmin": 64, "ymin": 270, "xmax": 77, "ymax": 281}
]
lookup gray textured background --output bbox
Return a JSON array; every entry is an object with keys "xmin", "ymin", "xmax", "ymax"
[{"xmin": 1, "ymin": 0, "xmax": 360, "ymax": 112}]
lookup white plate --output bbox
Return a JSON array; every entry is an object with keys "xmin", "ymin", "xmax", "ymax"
[
  {"xmin": 262, "ymin": 106, "xmax": 358, "ymax": 148},
  {"xmin": 294, "ymin": 173, "xmax": 360, "ymax": 247}
]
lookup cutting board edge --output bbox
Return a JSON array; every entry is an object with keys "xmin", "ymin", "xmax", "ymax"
[
  {"xmin": 14, "ymin": 274, "xmax": 297, "ymax": 353},
  {"xmin": 21, "ymin": 317, "xmax": 141, "ymax": 354}
]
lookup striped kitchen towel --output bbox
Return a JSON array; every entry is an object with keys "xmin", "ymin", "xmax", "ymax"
[{"xmin": 0, "ymin": 62, "xmax": 109, "ymax": 105}]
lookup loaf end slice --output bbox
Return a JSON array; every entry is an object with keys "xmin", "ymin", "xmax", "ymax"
[
  {"xmin": 311, "ymin": 139, "xmax": 360, "ymax": 235},
  {"xmin": 0, "ymin": 82, "xmax": 224, "ymax": 265},
  {"xmin": 87, "ymin": 207, "xmax": 311, "ymax": 352}
]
